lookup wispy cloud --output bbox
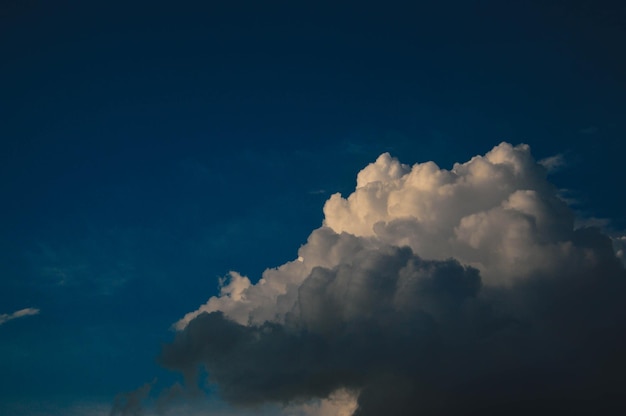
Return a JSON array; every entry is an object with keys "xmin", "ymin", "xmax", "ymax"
[
  {"xmin": 538, "ymin": 153, "xmax": 566, "ymax": 172},
  {"xmin": 0, "ymin": 308, "xmax": 40, "ymax": 326}
]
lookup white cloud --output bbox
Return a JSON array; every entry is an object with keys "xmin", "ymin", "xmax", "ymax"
[
  {"xmin": 176, "ymin": 143, "xmax": 588, "ymax": 330},
  {"xmin": 155, "ymin": 143, "xmax": 626, "ymax": 416},
  {"xmin": 322, "ymin": 143, "xmax": 579, "ymax": 284},
  {"xmin": 0, "ymin": 307, "xmax": 40, "ymax": 326}
]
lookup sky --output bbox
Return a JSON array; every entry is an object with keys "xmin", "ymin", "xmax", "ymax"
[{"xmin": 1, "ymin": 1, "xmax": 625, "ymax": 415}]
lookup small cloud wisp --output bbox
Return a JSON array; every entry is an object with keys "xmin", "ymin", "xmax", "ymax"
[{"xmin": 0, "ymin": 308, "xmax": 40, "ymax": 326}]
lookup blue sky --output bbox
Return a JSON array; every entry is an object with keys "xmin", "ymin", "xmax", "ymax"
[{"xmin": 1, "ymin": 1, "xmax": 625, "ymax": 414}]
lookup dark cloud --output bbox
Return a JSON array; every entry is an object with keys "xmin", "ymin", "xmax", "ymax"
[
  {"xmin": 161, "ymin": 242, "xmax": 480, "ymax": 407},
  {"xmin": 110, "ymin": 381, "xmax": 154, "ymax": 416},
  {"xmin": 149, "ymin": 144, "xmax": 626, "ymax": 415},
  {"xmin": 160, "ymin": 227, "xmax": 626, "ymax": 415}
]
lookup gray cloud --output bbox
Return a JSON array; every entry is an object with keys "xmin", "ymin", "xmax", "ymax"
[
  {"xmin": 131, "ymin": 143, "xmax": 626, "ymax": 415},
  {"xmin": 161, "ymin": 243, "xmax": 481, "ymax": 403},
  {"xmin": 161, "ymin": 229, "xmax": 626, "ymax": 415},
  {"xmin": 538, "ymin": 153, "xmax": 566, "ymax": 172}
]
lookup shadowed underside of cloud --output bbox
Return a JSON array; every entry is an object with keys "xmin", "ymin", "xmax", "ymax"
[{"xmin": 133, "ymin": 143, "xmax": 626, "ymax": 415}]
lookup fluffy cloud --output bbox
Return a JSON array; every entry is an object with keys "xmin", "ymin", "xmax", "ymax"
[
  {"xmin": 157, "ymin": 143, "xmax": 626, "ymax": 415},
  {"xmin": 0, "ymin": 308, "xmax": 39, "ymax": 326}
]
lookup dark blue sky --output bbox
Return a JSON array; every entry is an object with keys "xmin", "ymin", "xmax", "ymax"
[{"xmin": 1, "ymin": 0, "xmax": 625, "ymax": 413}]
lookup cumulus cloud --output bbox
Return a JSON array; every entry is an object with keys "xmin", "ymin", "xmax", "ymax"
[
  {"xmin": 137, "ymin": 143, "xmax": 626, "ymax": 415},
  {"xmin": 0, "ymin": 307, "xmax": 40, "ymax": 326}
]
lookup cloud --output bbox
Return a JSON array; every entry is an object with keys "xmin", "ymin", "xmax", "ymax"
[
  {"xmin": 613, "ymin": 235, "xmax": 626, "ymax": 266},
  {"xmin": 110, "ymin": 380, "xmax": 154, "ymax": 416},
  {"xmin": 137, "ymin": 143, "xmax": 626, "ymax": 415},
  {"xmin": 0, "ymin": 308, "xmax": 40, "ymax": 326},
  {"xmin": 538, "ymin": 153, "xmax": 566, "ymax": 172}
]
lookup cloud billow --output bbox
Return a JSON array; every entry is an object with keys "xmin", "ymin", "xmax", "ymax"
[{"xmin": 159, "ymin": 143, "xmax": 626, "ymax": 415}]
